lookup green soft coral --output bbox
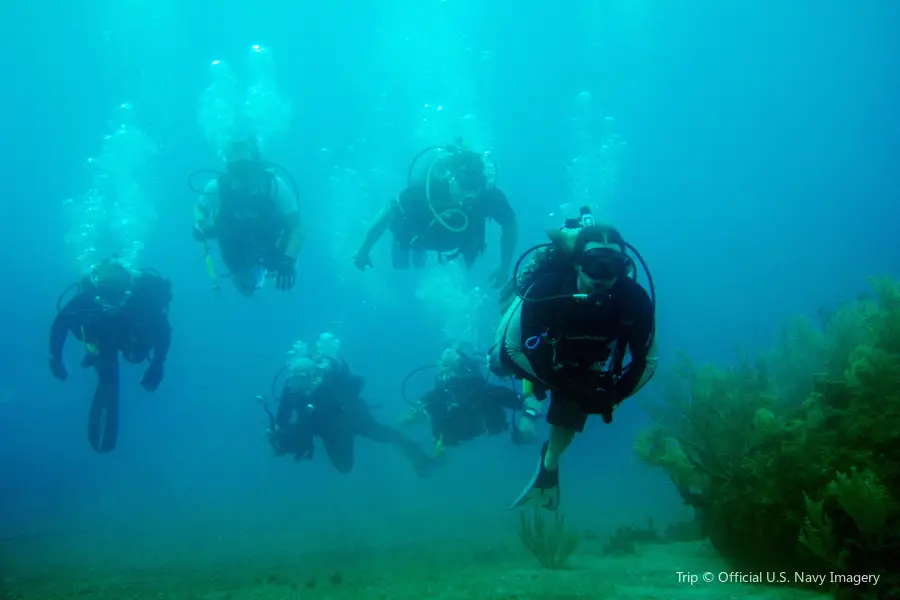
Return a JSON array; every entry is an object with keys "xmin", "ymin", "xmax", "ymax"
[
  {"xmin": 636, "ymin": 279, "xmax": 900, "ymax": 597},
  {"xmin": 635, "ymin": 428, "xmax": 706, "ymax": 493},
  {"xmin": 798, "ymin": 493, "xmax": 841, "ymax": 565},
  {"xmin": 826, "ymin": 468, "xmax": 894, "ymax": 543},
  {"xmin": 517, "ymin": 509, "xmax": 580, "ymax": 569}
]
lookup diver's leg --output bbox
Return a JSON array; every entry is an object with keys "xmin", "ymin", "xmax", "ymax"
[
  {"xmin": 354, "ymin": 404, "xmax": 406, "ymax": 444},
  {"xmin": 481, "ymin": 386, "xmax": 515, "ymax": 436},
  {"xmin": 411, "ymin": 249, "xmax": 427, "ymax": 268},
  {"xmin": 391, "ymin": 234, "xmax": 410, "ymax": 269},
  {"xmin": 88, "ymin": 356, "xmax": 120, "ymax": 454},
  {"xmin": 509, "ymin": 395, "xmax": 584, "ymax": 511},
  {"xmin": 355, "ymin": 404, "xmax": 439, "ymax": 477},
  {"xmin": 544, "ymin": 423, "xmax": 577, "ymax": 470},
  {"xmin": 483, "ymin": 404, "xmax": 509, "ymax": 436},
  {"xmin": 319, "ymin": 420, "xmax": 356, "ymax": 474}
]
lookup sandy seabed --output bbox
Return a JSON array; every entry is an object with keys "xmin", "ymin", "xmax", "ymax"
[{"xmin": 1, "ymin": 534, "xmax": 840, "ymax": 600}]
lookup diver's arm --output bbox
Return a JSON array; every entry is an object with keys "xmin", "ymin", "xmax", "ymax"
[
  {"xmin": 49, "ymin": 312, "xmax": 71, "ymax": 360},
  {"xmin": 274, "ymin": 177, "xmax": 303, "ymax": 259},
  {"xmin": 150, "ymin": 320, "xmax": 172, "ymax": 368},
  {"xmin": 615, "ymin": 341, "xmax": 647, "ymax": 399},
  {"xmin": 356, "ymin": 200, "xmax": 398, "ymax": 257},
  {"xmin": 613, "ymin": 291, "xmax": 656, "ymax": 399},
  {"xmin": 50, "ymin": 295, "xmax": 91, "ymax": 359},
  {"xmin": 283, "ymin": 212, "xmax": 304, "ymax": 260}
]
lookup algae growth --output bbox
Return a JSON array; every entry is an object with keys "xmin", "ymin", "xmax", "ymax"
[{"xmin": 636, "ymin": 279, "xmax": 900, "ymax": 599}]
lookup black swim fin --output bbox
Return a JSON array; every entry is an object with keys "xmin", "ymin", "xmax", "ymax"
[{"xmin": 508, "ymin": 441, "xmax": 560, "ymax": 511}]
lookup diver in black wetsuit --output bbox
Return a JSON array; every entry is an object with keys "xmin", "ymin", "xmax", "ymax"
[
  {"xmin": 489, "ymin": 208, "xmax": 658, "ymax": 510},
  {"xmin": 192, "ymin": 137, "xmax": 303, "ymax": 296},
  {"xmin": 258, "ymin": 348, "xmax": 440, "ymax": 477},
  {"xmin": 352, "ymin": 140, "xmax": 517, "ymax": 288},
  {"xmin": 49, "ymin": 261, "xmax": 173, "ymax": 453},
  {"xmin": 401, "ymin": 346, "xmax": 539, "ymax": 455}
]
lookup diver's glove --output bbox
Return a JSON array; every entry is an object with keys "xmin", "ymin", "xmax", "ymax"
[
  {"xmin": 275, "ymin": 255, "xmax": 296, "ymax": 291},
  {"xmin": 48, "ymin": 356, "xmax": 68, "ymax": 381},
  {"xmin": 352, "ymin": 251, "xmax": 373, "ymax": 272},
  {"xmin": 141, "ymin": 363, "xmax": 163, "ymax": 391}
]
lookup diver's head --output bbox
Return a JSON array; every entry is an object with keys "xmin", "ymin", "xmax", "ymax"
[
  {"xmin": 224, "ymin": 137, "xmax": 263, "ymax": 185},
  {"xmin": 438, "ymin": 348, "xmax": 464, "ymax": 379},
  {"xmin": 315, "ymin": 333, "xmax": 341, "ymax": 359},
  {"xmin": 573, "ymin": 226, "xmax": 631, "ymax": 294},
  {"xmin": 447, "ymin": 151, "xmax": 487, "ymax": 203},
  {"xmin": 286, "ymin": 358, "xmax": 323, "ymax": 396},
  {"xmin": 84, "ymin": 261, "xmax": 134, "ymax": 310}
]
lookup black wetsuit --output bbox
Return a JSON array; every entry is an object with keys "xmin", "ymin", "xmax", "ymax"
[
  {"xmin": 513, "ymin": 255, "xmax": 655, "ymax": 431},
  {"xmin": 269, "ymin": 358, "xmax": 437, "ymax": 476},
  {"xmin": 215, "ymin": 171, "xmax": 287, "ymax": 274},
  {"xmin": 50, "ymin": 272, "xmax": 172, "ymax": 453},
  {"xmin": 420, "ymin": 376, "xmax": 523, "ymax": 446},
  {"xmin": 390, "ymin": 181, "xmax": 515, "ymax": 268}
]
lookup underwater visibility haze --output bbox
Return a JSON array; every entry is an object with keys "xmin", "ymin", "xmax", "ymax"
[{"xmin": 0, "ymin": 1, "xmax": 898, "ymax": 599}]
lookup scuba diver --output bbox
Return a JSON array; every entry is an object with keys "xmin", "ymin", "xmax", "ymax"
[
  {"xmin": 489, "ymin": 207, "xmax": 658, "ymax": 510},
  {"xmin": 192, "ymin": 137, "xmax": 303, "ymax": 296},
  {"xmin": 257, "ymin": 335, "xmax": 440, "ymax": 477},
  {"xmin": 49, "ymin": 260, "xmax": 173, "ymax": 453},
  {"xmin": 352, "ymin": 140, "xmax": 517, "ymax": 288},
  {"xmin": 400, "ymin": 345, "xmax": 540, "ymax": 456}
]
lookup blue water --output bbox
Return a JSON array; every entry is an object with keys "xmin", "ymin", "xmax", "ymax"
[{"xmin": 0, "ymin": 0, "xmax": 897, "ymax": 591}]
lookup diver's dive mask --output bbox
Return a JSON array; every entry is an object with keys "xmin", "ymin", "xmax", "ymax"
[
  {"xmin": 83, "ymin": 265, "xmax": 134, "ymax": 313},
  {"xmin": 286, "ymin": 358, "xmax": 325, "ymax": 397},
  {"xmin": 95, "ymin": 288, "xmax": 132, "ymax": 313},
  {"xmin": 579, "ymin": 247, "xmax": 631, "ymax": 283},
  {"xmin": 226, "ymin": 158, "xmax": 264, "ymax": 183},
  {"xmin": 448, "ymin": 152, "xmax": 487, "ymax": 202},
  {"xmin": 288, "ymin": 370, "xmax": 322, "ymax": 397}
]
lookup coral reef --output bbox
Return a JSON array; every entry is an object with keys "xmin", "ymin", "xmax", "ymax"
[
  {"xmin": 601, "ymin": 518, "xmax": 661, "ymax": 555},
  {"xmin": 635, "ymin": 279, "xmax": 900, "ymax": 599},
  {"xmin": 517, "ymin": 509, "xmax": 580, "ymax": 569}
]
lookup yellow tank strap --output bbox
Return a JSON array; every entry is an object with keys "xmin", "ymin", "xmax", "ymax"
[
  {"xmin": 522, "ymin": 379, "xmax": 535, "ymax": 397},
  {"xmin": 81, "ymin": 326, "xmax": 98, "ymax": 355},
  {"xmin": 202, "ymin": 242, "xmax": 222, "ymax": 294}
]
